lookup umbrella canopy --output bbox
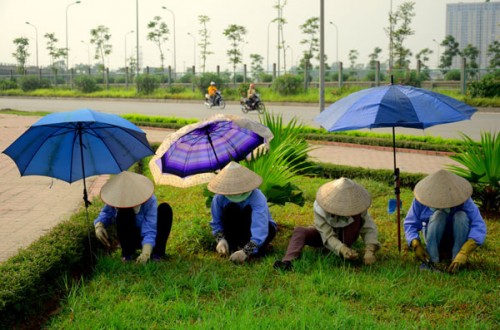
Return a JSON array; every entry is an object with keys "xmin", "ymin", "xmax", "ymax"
[
  {"xmin": 150, "ymin": 114, "xmax": 273, "ymax": 187},
  {"xmin": 3, "ymin": 108, "xmax": 154, "ymax": 183},
  {"xmin": 314, "ymin": 83, "xmax": 477, "ymax": 252}
]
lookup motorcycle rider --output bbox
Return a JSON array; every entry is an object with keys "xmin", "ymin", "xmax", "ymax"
[
  {"xmin": 207, "ymin": 81, "xmax": 218, "ymax": 106},
  {"xmin": 246, "ymin": 83, "xmax": 257, "ymax": 109}
]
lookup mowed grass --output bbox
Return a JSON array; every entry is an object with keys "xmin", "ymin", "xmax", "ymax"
[{"xmin": 47, "ymin": 174, "xmax": 499, "ymax": 329}]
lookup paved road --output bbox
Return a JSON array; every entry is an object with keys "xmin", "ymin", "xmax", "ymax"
[{"xmin": 1, "ymin": 96, "xmax": 499, "ymax": 140}]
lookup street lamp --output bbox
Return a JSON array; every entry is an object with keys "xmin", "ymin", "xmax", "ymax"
[
  {"xmin": 187, "ymin": 32, "xmax": 196, "ymax": 67},
  {"xmin": 124, "ymin": 30, "xmax": 134, "ymax": 69},
  {"xmin": 65, "ymin": 0, "xmax": 81, "ymax": 71},
  {"xmin": 329, "ymin": 21, "xmax": 339, "ymax": 65},
  {"xmin": 162, "ymin": 6, "xmax": 176, "ymax": 74},
  {"xmin": 432, "ymin": 39, "xmax": 440, "ymax": 68},
  {"xmin": 25, "ymin": 21, "xmax": 38, "ymax": 68},
  {"xmin": 80, "ymin": 40, "xmax": 91, "ymax": 69}
]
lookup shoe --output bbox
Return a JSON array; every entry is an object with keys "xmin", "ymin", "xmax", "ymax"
[
  {"xmin": 419, "ymin": 262, "xmax": 441, "ymax": 273},
  {"xmin": 273, "ymin": 260, "xmax": 293, "ymax": 271}
]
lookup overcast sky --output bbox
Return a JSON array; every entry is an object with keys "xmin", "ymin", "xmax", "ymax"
[{"xmin": 0, "ymin": 0, "xmax": 489, "ymax": 72}]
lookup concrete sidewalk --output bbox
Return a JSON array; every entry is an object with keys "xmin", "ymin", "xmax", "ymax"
[{"xmin": 0, "ymin": 114, "xmax": 460, "ymax": 262}]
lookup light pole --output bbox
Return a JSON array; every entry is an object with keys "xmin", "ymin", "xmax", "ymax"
[
  {"xmin": 162, "ymin": 6, "xmax": 176, "ymax": 75},
  {"xmin": 136, "ymin": 0, "xmax": 140, "ymax": 75},
  {"xmin": 187, "ymin": 32, "xmax": 196, "ymax": 67},
  {"xmin": 329, "ymin": 21, "xmax": 339, "ymax": 65},
  {"xmin": 432, "ymin": 39, "xmax": 440, "ymax": 68},
  {"xmin": 25, "ymin": 22, "xmax": 38, "ymax": 68},
  {"xmin": 124, "ymin": 30, "xmax": 134, "ymax": 69},
  {"xmin": 80, "ymin": 40, "xmax": 91, "ymax": 69},
  {"xmin": 65, "ymin": 0, "xmax": 81, "ymax": 71},
  {"xmin": 267, "ymin": 20, "xmax": 273, "ymax": 73}
]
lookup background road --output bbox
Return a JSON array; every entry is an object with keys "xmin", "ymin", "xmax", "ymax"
[{"xmin": 1, "ymin": 97, "xmax": 498, "ymax": 140}]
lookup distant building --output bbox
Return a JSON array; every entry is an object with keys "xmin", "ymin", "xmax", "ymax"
[{"xmin": 446, "ymin": 1, "xmax": 500, "ymax": 69}]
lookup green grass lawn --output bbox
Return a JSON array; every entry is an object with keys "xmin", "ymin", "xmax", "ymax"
[{"xmin": 46, "ymin": 174, "xmax": 499, "ymax": 329}]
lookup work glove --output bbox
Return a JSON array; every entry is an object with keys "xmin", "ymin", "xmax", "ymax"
[
  {"xmin": 363, "ymin": 244, "xmax": 379, "ymax": 265},
  {"xmin": 229, "ymin": 250, "xmax": 248, "ymax": 263},
  {"xmin": 448, "ymin": 239, "xmax": 477, "ymax": 274},
  {"xmin": 216, "ymin": 238, "xmax": 229, "ymax": 256},
  {"xmin": 411, "ymin": 239, "xmax": 430, "ymax": 263},
  {"xmin": 339, "ymin": 244, "xmax": 359, "ymax": 260},
  {"xmin": 95, "ymin": 222, "xmax": 110, "ymax": 247},
  {"xmin": 136, "ymin": 243, "xmax": 153, "ymax": 264}
]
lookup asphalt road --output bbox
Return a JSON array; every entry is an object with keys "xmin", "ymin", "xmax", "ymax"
[{"xmin": 1, "ymin": 96, "xmax": 498, "ymax": 140}]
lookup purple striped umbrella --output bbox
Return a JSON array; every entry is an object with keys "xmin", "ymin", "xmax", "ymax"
[{"xmin": 149, "ymin": 114, "xmax": 273, "ymax": 187}]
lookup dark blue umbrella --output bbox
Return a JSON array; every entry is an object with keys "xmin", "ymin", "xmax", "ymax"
[{"xmin": 315, "ymin": 81, "xmax": 477, "ymax": 252}]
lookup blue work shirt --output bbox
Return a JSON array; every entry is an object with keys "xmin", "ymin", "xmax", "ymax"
[
  {"xmin": 210, "ymin": 189, "xmax": 276, "ymax": 251},
  {"xmin": 94, "ymin": 195, "xmax": 158, "ymax": 247},
  {"xmin": 404, "ymin": 198, "xmax": 487, "ymax": 246}
]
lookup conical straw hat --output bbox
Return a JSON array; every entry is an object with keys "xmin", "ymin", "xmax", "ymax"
[
  {"xmin": 207, "ymin": 161, "xmax": 262, "ymax": 195},
  {"xmin": 316, "ymin": 178, "xmax": 371, "ymax": 216},
  {"xmin": 100, "ymin": 171, "xmax": 154, "ymax": 208},
  {"xmin": 414, "ymin": 169, "xmax": 472, "ymax": 208}
]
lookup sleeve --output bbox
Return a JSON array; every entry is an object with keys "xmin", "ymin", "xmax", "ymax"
[
  {"xmin": 313, "ymin": 201, "xmax": 343, "ymax": 256},
  {"xmin": 248, "ymin": 191, "xmax": 271, "ymax": 248},
  {"xmin": 404, "ymin": 198, "xmax": 424, "ymax": 246},
  {"xmin": 93, "ymin": 204, "xmax": 117, "ymax": 227},
  {"xmin": 359, "ymin": 212, "xmax": 380, "ymax": 247},
  {"xmin": 463, "ymin": 198, "xmax": 487, "ymax": 245},
  {"xmin": 140, "ymin": 196, "xmax": 158, "ymax": 247},
  {"xmin": 210, "ymin": 195, "xmax": 225, "ymax": 236}
]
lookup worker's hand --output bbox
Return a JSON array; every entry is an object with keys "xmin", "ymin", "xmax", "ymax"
[
  {"xmin": 448, "ymin": 239, "xmax": 477, "ymax": 274},
  {"xmin": 411, "ymin": 239, "xmax": 430, "ymax": 263},
  {"xmin": 229, "ymin": 250, "xmax": 248, "ymax": 263},
  {"xmin": 363, "ymin": 244, "xmax": 378, "ymax": 265},
  {"xmin": 95, "ymin": 222, "xmax": 110, "ymax": 247},
  {"xmin": 216, "ymin": 239, "xmax": 229, "ymax": 256},
  {"xmin": 339, "ymin": 245, "xmax": 359, "ymax": 260},
  {"xmin": 136, "ymin": 244, "xmax": 153, "ymax": 264}
]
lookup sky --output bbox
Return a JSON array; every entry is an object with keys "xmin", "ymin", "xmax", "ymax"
[{"xmin": 0, "ymin": 0, "xmax": 490, "ymax": 72}]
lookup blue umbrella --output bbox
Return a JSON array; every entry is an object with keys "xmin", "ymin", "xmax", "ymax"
[{"xmin": 315, "ymin": 81, "xmax": 477, "ymax": 252}]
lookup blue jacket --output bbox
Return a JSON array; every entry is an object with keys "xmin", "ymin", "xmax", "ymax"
[
  {"xmin": 404, "ymin": 198, "xmax": 486, "ymax": 246},
  {"xmin": 94, "ymin": 195, "xmax": 158, "ymax": 247}
]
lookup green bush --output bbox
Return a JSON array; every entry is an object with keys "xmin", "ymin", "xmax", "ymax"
[
  {"xmin": 271, "ymin": 74, "xmax": 302, "ymax": 96},
  {"xmin": 468, "ymin": 76, "xmax": 500, "ymax": 98},
  {"xmin": 0, "ymin": 79, "xmax": 18, "ymax": 90},
  {"xmin": 19, "ymin": 76, "xmax": 51, "ymax": 92},
  {"xmin": 74, "ymin": 75, "xmax": 100, "ymax": 93},
  {"xmin": 135, "ymin": 74, "xmax": 160, "ymax": 95},
  {"xmin": 444, "ymin": 69, "xmax": 461, "ymax": 81},
  {"xmin": 194, "ymin": 73, "xmax": 227, "ymax": 93}
]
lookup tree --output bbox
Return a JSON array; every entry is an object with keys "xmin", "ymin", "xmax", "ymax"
[
  {"xmin": 439, "ymin": 35, "xmax": 461, "ymax": 72},
  {"xmin": 299, "ymin": 17, "xmax": 319, "ymax": 76},
  {"xmin": 348, "ymin": 49, "xmax": 359, "ymax": 78},
  {"xmin": 90, "ymin": 25, "xmax": 112, "ymax": 74},
  {"xmin": 386, "ymin": 1, "xmax": 415, "ymax": 70},
  {"xmin": 368, "ymin": 47, "xmax": 382, "ymax": 70},
  {"xmin": 462, "ymin": 44, "xmax": 479, "ymax": 78},
  {"xmin": 44, "ymin": 33, "xmax": 67, "ymax": 76},
  {"xmin": 12, "ymin": 37, "xmax": 30, "ymax": 74},
  {"xmin": 147, "ymin": 16, "xmax": 169, "ymax": 71},
  {"xmin": 487, "ymin": 40, "xmax": 500, "ymax": 70},
  {"xmin": 250, "ymin": 54, "xmax": 264, "ymax": 82},
  {"xmin": 273, "ymin": 0, "xmax": 288, "ymax": 73},
  {"xmin": 223, "ymin": 24, "xmax": 247, "ymax": 84},
  {"xmin": 415, "ymin": 47, "xmax": 433, "ymax": 69},
  {"xmin": 198, "ymin": 15, "xmax": 213, "ymax": 73}
]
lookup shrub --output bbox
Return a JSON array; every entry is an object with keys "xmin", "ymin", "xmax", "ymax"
[
  {"xmin": 468, "ymin": 76, "xmax": 500, "ymax": 98},
  {"xmin": 19, "ymin": 76, "xmax": 51, "ymax": 92},
  {"xmin": 194, "ymin": 73, "xmax": 227, "ymax": 93},
  {"xmin": 271, "ymin": 74, "xmax": 302, "ymax": 95},
  {"xmin": 74, "ymin": 75, "xmax": 100, "ymax": 93},
  {"xmin": 0, "ymin": 79, "xmax": 18, "ymax": 90},
  {"xmin": 444, "ymin": 69, "xmax": 461, "ymax": 81},
  {"xmin": 135, "ymin": 74, "xmax": 160, "ymax": 95}
]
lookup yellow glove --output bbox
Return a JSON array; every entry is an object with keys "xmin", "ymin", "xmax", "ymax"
[
  {"xmin": 216, "ymin": 239, "xmax": 229, "ymax": 256},
  {"xmin": 229, "ymin": 250, "xmax": 248, "ymax": 263},
  {"xmin": 363, "ymin": 244, "xmax": 378, "ymax": 265},
  {"xmin": 411, "ymin": 239, "xmax": 430, "ymax": 263},
  {"xmin": 95, "ymin": 222, "xmax": 110, "ymax": 247},
  {"xmin": 136, "ymin": 243, "xmax": 153, "ymax": 264},
  {"xmin": 339, "ymin": 245, "xmax": 359, "ymax": 260},
  {"xmin": 448, "ymin": 239, "xmax": 477, "ymax": 274}
]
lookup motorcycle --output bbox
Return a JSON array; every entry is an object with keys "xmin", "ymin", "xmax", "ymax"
[
  {"xmin": 240, "ymin": 93, "xmax": 266, "ymax": 114},
  {"xmin": 204, "ymin": 90, "xmax": 226, "ymax": 109}
]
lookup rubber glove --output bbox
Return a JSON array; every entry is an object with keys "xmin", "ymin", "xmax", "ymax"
[
  {"xmin": 339, "ymin": 245, "xmax": 359, "ymax": 260},
  {"xmin": 411, "ymin": 239, "xmax": 430, "ymax": 263},
  {"xmin": 448, "ymin": 239, "xmax": 477, "ymax": 274},
  {"xmin": 363, "ymin": 244, "xmax": 378, "ymax": 265},
  {"xmin": 229, "ymin": 250, "xmax": 248, "ymax": 263},
  {"xmin": 95, "ymin": 222, "xmax": 110, "ymax": 247},
  {"xmin": 136, "ymin": 243, "xmax": 153, "ymax": 264},
  {"xmin": 216, "ymin": 238, "xmax": 229, "ymax": 256}
]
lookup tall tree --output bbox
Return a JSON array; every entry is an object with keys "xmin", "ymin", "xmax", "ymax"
[
  {"xmin": 198, "ymin": 15, "xmax": 213, "ymax": 73},
  {"xmin": 273, "ymin": 0, "xmax": 288, "ymax": 73},
  {"xmin": 439, "ymin": 35, "xmax": 461, "ymax": 72},
  {"xmin": 299, "ymin": 17, "xmax": 319, "ymax": 75},
  {"xmin": 12, "ymin": 37, "xmax": 30, "ymax": 74},
  {"xmin": 348, "ymin": 49, "xmax": 359, "ymax": 78},
  {"xmin": 368, "ymin": 47, "xmax": 382, "ymax": 70},
  {"xmin": 223, "ymin": 24, "xmax": 247, "ymax": 83},
  {"xmin": 90, "ymin": 25, "xmax": 112, "ymax": 73},
  {"xmin": 250, "ymin": 53, "xmax": 264, "ymax": 82},
  {"xmin": 462, "ymin": 44, "xmax": 479, "ymax": 78},
  {"xmin": 386, "ymin": 1, "xmax": 415, "ymax": 70},
  {"xmin": 487, "ymin": 40, "xmax": 500, "ymax": 70},
  {"xmin": 44, "ymin": 33, "xmax": 67, "ymax": 75},
  {"xmin": 147, "ymin": 16, "xmax": 169, "ymax": 71},
  {"xmin": 415, "ymin": 48, "xmax": 433, "ymax": 69}
]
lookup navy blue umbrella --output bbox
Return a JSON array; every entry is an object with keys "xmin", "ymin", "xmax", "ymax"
[{"xmin": 315, "ymin": 81, "xmax": 477, "ymax": 252}]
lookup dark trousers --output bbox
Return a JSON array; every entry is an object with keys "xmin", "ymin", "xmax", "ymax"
[
  {"xmin": 281, "ymin": 215, "xmax": 362, "ymax": 262},
  {"xmin": 116, "ymin": 202, "xmax": 173, "ymax": 258},
  {"xmin": 221, "ymin": 203, "xmax": 276, "ymax": 255}
]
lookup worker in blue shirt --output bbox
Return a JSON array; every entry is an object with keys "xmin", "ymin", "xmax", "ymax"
[{"xmin": 208, "ymin": 161, "xmax": 277, "ymax": 263}]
